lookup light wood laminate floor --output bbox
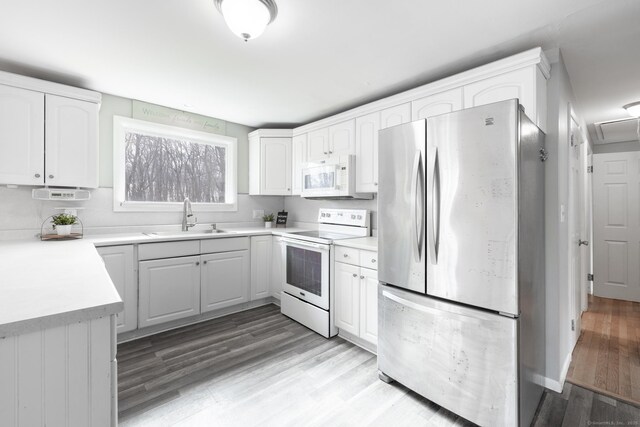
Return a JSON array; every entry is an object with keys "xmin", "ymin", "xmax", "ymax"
[
  {"xmin": 566, "ymin": 295, "xmax": 640, "ymax": 407},
  {"xmin": 118, "ymin": 304, "xmax": 640, "ymax": 426}
]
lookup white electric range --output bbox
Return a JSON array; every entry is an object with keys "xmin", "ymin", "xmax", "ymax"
[{"xmin": 278, "ymin": 208, "xmax": 370, "ymax": 337}]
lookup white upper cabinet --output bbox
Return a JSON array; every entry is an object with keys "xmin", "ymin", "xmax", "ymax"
[
  {"xmin": 308, "ymin": 120, "xmax": 356, "ymax": 161},
  {"xmin": 380, "ymin": 103, "xmax": 411, "ymax": 129},
  {"xmin": 464, "ymin": 66, "xmax": 547, "ymax": 131},
  {"xmin": 291, "ymin": 133, "xmax": 308, "ymax": 195},
  {"xmin": 45, "ymin": 94, "xmax": 99, "ymax": 188},
  {"xmin": 329, "ymin": 120, "xmax": 356, "ymax": 156},
  {"xmin": 355, "ymin": 112, "xmax": 380, "ymax": 193},
  {"xmin": 307, "ymin": 127, "xmax": 329, "ymax": 160},
  {"xmin": 411, "ymin": 87, "xmax": 463, "ymax": 121},
  {"xmin": 0, "ymin": 71, "xmax": 101, "ymax": 188},
  {"xmin": 0, "ymin": 85, "xmax": 44, "ymax": 186},
  {"xmin": 249, "ymin": 130, "xmax": 292, "ymax": 196}
]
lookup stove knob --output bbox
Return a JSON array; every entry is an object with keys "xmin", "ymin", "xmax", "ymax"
[
  {"xmin": 326, "ymin": 213, "xmax": 331, "ymax": 217},
  {"xmin": 351, "ymin": 214, "xmax": 355, "ymax": 219},
  {"xmin": 357, "ymin": 215, "xmax": 362, "ymax": 219}
]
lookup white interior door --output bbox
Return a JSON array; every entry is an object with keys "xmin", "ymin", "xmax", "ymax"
[
  {"xmin": 593, "ymin": 151, "xmax": 640, "ymax": 302},
  {"xmin": 568, "ymin": 117, "xmax": 582, "ymax": 344},
  {"xmin": 581, "ymin": 142, "xmax": 593, "ymax": 311}
]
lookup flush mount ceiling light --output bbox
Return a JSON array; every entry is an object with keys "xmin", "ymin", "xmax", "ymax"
[
  {"xmin": 623, "ymin": 101, "xmax": 640, "ymax": 117},
  {"xmin": 214, "ymin": 0, "xmax": 278, "ymax": 42}
]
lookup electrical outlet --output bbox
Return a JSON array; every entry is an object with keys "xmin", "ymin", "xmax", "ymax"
[{"xmin": 253, "ymin": 209, "xmax": 264, "ymax": 219}]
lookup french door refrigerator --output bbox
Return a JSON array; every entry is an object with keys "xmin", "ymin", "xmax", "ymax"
[{"xmin": 377, "ymin": 99, "xmax": 546, "ymax": 427}]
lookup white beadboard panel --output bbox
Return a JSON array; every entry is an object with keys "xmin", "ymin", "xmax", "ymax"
[
  {"xmin": 44, "ymin": 325, "xmax": 67, "ymax": 426},
  {"xmin": 18, "ymin": 331, "xmax": 43, "ymax": 426},
  {"xmin": 0, "ymin": 187, "xmax": 285, "ymax": 240},
  {"xmin": 284, "ymin": 196, "xmax": 378, "ymax": 230},
  {"xmin": 68, "ymin": 321, "xmax": 90, "ymax": 427},
  {"xmin": 0, "ymin": 335, "xmax": 17, "ymax": 426},
  {"xmin": 90, "ymin": 317, "xmax": 112, "ymax": 427}
]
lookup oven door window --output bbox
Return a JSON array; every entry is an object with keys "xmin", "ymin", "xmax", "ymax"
[{"xmin": 286, "ymin": 246, "xmax": 322, "ymax": 296}]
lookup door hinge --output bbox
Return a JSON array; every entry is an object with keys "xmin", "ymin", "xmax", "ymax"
[
  {"xmin": 587, "ymin": 273, "xmax": 594, "ymax": 281},
  {"xmin": 571, "ymin": 319, "xmax": 575, "ymax": 331},
  {"xmin": 587, "ymin": 166, "xmax": 593, "ymax": 173}
]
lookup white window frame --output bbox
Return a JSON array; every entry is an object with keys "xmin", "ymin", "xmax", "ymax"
[{"xmin": 113, "ymin": 116, "xmax": 237, "ymax": 212}]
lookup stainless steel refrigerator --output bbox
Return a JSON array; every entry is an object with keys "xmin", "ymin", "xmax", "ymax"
[{"xmin": 377, "ymin": 99, "xmax": 546, "ymax": 427}]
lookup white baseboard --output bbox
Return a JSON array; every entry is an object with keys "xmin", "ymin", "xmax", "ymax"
[{"xmin": 542, "ymin": 352, "xmax": 572, "ymax": 393}]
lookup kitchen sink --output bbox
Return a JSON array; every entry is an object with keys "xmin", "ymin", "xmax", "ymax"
[{"xmin": 142, "ymin": 229, "xmax": 232, "ymax": 237}]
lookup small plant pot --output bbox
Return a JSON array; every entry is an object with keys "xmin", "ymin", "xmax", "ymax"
[
  {"xmin": 264, "ymin": 222, "xmax": 272, "ymax": 229},
  {"xmin": 55, "ymin": 225, "xmax": 73, "ymax": 236}
]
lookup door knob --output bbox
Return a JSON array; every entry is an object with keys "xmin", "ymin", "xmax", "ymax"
[{"xmin": 578, "ymin": 240, "xmax": 589, "ymax": 246}]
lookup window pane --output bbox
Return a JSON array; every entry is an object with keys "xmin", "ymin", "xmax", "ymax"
[{"xmin": 124, "ymin": 132, "xmax": 226, "ymax": 203}]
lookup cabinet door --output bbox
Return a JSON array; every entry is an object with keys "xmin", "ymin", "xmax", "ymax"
[
  {"xmin": 270, "ymin": 237, "xmax": 285, "ymax": 299},
  {"xmin": 96, "ymin": 245, "xmax": 137, "ymax": 333},
  {"xmin": 201, "ymin": 250, "xmax": 250, "ymax": 312},
  {"xmin": 463, "ymin": 67, "xmax": 535, "ymax": 122},
  {"xmin": 334, "ymin": 262, "xmax": 361, "ymax": 336},
  {"xmin": 329, "ymin": 120, "xmax": 356, "ymax": 156},
  {"xmin": 45, "ymin": 94, "xmax": 98, "ymax": 188},
  {"xmin": 355, "ymin": 112, "xmax": 380, "ymax": 193},
  {"xmin": 359, "ymin": 267, "xmax": 378, "ymax": 346},
  {"xmin": 307, "ymin": 128, "xmax": 329, "ymax": 160},
  {"xmin": 138, "ymin": 256, "xmax": 201, "ymax": 328},
  {"xmin": 380, "ymin": 103, "xmax": 411, "ymax": 129},
  {"xmin": 411, "ymin": 88, "xmax": 463, "ymax": 121},
  {"xmin": 251, "ymin": 236, "xmax": 272, "ymax": 300},
  {"xmin": 261, "ymin": 137, "xmax": 292, "ymax": 195},
  {"xmin": 291, "ymin": 134, "xmax": 308, "ymax": 195},
  {"xmin": 0, "ymin": 85, "xmax": 44, "ymax": 186}
]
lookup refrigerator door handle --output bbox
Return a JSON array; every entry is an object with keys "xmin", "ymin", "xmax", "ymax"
[
  {"xmin": 427, "ymin": 148, "xmax": 439, "ymax": 264},
  {"xmin": 411, "ymin": 151, "xmax": 425, "ymax": 262}
]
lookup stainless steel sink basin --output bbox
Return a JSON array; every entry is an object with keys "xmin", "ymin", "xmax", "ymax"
[{"xmin": 142, "ymin": 229, "xmax": 232, "ymax": 237}]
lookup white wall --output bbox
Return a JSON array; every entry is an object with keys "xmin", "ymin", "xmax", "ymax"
[{"xmin": 544, "ymin": 50, "xmax": 588, "ymax": 391}]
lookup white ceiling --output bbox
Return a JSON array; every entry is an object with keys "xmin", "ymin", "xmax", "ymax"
[{"xmin": 0, "ymin": 0, "xmax": 638, "ymax": 141}]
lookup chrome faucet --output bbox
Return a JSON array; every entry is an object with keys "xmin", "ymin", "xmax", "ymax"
[{"xmin": 182, "ymin": 198, "xmax": 197, "ymax": 231}]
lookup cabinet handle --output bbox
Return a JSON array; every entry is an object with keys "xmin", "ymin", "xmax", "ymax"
[
  {"xmin": 34, "ymin": 173, "xmax": 41, "ymax": 178},
  {"xmin": 287, "ymin": 188, "xmax": 291, "ymax": 191},
  {"xmin": 352, "ymin": 273, "xmax": 358, "ymax": 277},
  {"xmin": 374, "ymin": 182, "xmax": 378, "ymax": 186},
  {"xmin": 48, "ymin": 174, "xmax": 54, "ymax": 179},
  {"xmin": 371, "ymin": 259, "xmax": 376, "ymax": 263},
  {"xmin": 324, "ymin": 151, "xmax": 328, "ymax": 155},
  {"xmin": 343, "ymin": 254, "xmax": 349, "ymax": 258},
  {"xmin": 195, "ymin": 261, "xmax": 200, "ymax": 266},
  {"xmin": 329, "ymin": 150, "xmax": 333, "ymax": 154},
  {"xmin": 203, "ymin": 260, "xmax": 208, "ymax": 264},
  {"xmin": 360, "ymin": 275, "xmax": 365, "ymax": 279}
]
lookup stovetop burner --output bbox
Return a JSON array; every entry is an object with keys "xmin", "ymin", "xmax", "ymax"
[{"xmin": 291, "ymin": 230, "xmax": 356, "ymax": 241}]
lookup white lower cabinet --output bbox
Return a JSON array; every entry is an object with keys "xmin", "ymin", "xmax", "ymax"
[
  {"xmin": 334, "ymin": 246, "xmax": 379, "ymax": 348},
  {"xmin": 96, "ymin": 245, "xmax": 137, "ymax": 333},
  {"xmin": 201, "ymin": 250, "xmax": 250, "ymax": 312},
  {"xmin": 138, "ymin": 255, "xmax": 201, "ymax": 328},
  {"xmin": 250, "ymin": 235, "xmax": 272, "ymax": 300}
]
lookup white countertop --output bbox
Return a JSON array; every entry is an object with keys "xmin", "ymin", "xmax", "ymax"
[
  {"xmin": 0, "ymin": 225, "xmax": 314, "ymax": 337},
  {"xmin": 0, "ymin": 240, "xmax": 123, "ymax": 337},
  {"xmin": 334, "ymin": 236, "xmax": 378, "ymax": 252}
]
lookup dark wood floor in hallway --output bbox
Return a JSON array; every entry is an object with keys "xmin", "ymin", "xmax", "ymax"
[
  {"xmin": 566, "ymin": 295, "xmax": 640, "ymax": 407},
  {"xmin": 117, "ymin": 303, "xmax": 640, "ymax": 426}
]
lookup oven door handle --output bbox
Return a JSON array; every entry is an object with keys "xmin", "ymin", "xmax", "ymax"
[{"xmin": 280, "ymin": 237, "xmax": 330, "ymax": 251}]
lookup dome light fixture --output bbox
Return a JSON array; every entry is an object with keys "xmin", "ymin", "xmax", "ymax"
[
  {"xmin": 623, "ymin": 101, "xmax": 640, "ymax": 118},
  {"xmin": 214, "ymin": 0, "xmax": 278, "ymax": 42}
]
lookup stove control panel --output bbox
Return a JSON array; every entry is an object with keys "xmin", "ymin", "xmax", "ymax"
[{"xmin": 318, "ymin": 209, "xmax": 370, "ymax": 227}]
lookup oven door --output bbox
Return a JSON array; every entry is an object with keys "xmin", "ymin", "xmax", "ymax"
[{"xmin": 281, "ymin": 238, "xmax": 330, "ymax": 310}]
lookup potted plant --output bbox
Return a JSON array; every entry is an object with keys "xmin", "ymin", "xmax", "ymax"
[
  {"xmin": 51, "ymin": 213, "xmax": 77, "ymax": 236},
  {"xmin": 262, "ymin": 213, "xmax": 275, "ymax": 228}
]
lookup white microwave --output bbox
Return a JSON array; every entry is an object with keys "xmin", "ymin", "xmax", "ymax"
[{"xmin": 301, "ymin": 155, "xmax": 373, "ymax": 199}]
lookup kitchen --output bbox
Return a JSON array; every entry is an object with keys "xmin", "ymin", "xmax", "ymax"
[{"xmin": 0, "ymin": 2, "xmax": 640, "ymax": 425}]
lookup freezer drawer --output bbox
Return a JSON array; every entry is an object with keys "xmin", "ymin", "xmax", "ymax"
[{"xmin": 378, "ymin": 285, "xmax": 518, "ymax": 427}]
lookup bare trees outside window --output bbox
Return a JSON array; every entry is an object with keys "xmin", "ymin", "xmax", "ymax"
[
  {"xmin": 125, "ymin": 132, "xmax": 226, "ymax": 203},
  {"xmin": 113, "ymin": 116, "xmax": 238, "ymax": 212}
]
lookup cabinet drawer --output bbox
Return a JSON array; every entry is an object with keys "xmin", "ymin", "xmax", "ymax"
[
  {"xmin": 335, "ymin": 246, "xmax": 359, "ymax": 266},
  {"xmin": 138, "ymin": 240, "xmax": 200, "ymax": 260},
  {"xmin": 360, "ymin": 250, "xmax": 378, "ymax": 270},
  {"xmin": 201, "ymin": 237, "xmax": 250, "ymax": 254}
]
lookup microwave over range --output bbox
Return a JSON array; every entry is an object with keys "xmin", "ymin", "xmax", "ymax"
[{"xmin": 301, "ymin": 155, "xmax": 373, "ymax": 199}]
